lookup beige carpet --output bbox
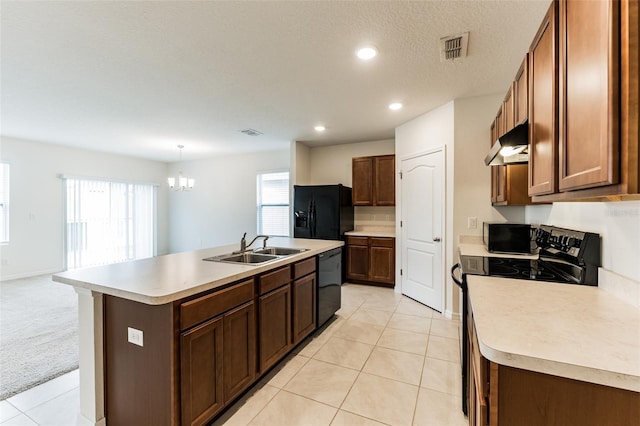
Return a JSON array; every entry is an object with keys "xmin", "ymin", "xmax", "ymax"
[{"xmin": 0, "ymin": 274, "xmax": 78, "ymax": 400}]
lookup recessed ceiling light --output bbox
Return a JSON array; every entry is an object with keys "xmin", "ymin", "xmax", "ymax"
[
  {"xmin": 356, "ymin": 46, "xmax": 377, "ymax": 60},
  {"xmin": 314, "ymin": 125, "xmax": 326, "ymax": 132},
  {"xmin": 389, "ymin": 102, "xmax": 403, "ymax": 110}
]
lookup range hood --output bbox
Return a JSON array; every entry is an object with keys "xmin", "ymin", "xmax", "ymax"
[{"xmin": 484, "ymin": 121, "xmax": 529, "ymax": 166}]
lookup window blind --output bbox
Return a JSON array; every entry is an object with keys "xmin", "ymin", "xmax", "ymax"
[{"xmin": 257, "ymin": 171, "xmax": 290, "ymax": 237}]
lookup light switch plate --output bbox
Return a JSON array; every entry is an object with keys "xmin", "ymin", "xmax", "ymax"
[
  {"xmin": 127, "ymin": 327, "xmax": 143, "ymax": 347},
  {"xmin": 468, "ymin": 217, "xmax": 478, "ymax": 229}
]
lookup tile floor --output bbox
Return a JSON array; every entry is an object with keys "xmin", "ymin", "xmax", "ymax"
[{"xmin": 0, "ymin": 284, "xmax": 467, "ymax": 426}]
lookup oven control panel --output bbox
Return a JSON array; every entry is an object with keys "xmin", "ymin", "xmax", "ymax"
[{"xmin": 535, "ymin": 225, "xmax": 600, "ymax": 264}]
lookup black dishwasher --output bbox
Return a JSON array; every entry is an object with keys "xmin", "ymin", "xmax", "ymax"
[{"xmin": 317, "ymin": 247, "xmax": 342, "ymax": 327}]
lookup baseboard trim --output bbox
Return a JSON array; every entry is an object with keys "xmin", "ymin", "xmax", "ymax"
[{"xmin": 0, "ymin": 268, "xmax": 63, "ymax": 282}]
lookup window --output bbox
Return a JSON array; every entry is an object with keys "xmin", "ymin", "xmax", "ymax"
[
  {"xmin": 0, "ymin": 163, "xmax": 9, "ymax": 243},
  {"xmin": 65, "ymin": 177, "xmax": 156, "ymax": 269},
  {"xmin": 257, "ymin": 171, "xmax": 290, "ymax": 236}
]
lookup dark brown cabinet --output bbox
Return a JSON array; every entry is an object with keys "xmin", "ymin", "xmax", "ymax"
[
  {"xmin": 258, "ymin": 269, "xmax": 292, "ymax": 373},
  {"xmin": 291, "ymin": 258, "xmax": 316, "ymax": 345},
  {"xmin": 346, "ymin": 236, "xmax": 395, "ymax": 287},
  {"xmin": 352, "ymin": 155, "xmax": 395, "ymax": 206},
  {"xmin": 528, "ymin": 0, "xmax": 639, "ymax": 201},
  {"xmin": 514, "ymin": 55, "xmax": 529, "ymax": 126}
]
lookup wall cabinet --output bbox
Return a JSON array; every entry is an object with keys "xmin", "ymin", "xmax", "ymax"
[
  {"xmin": 346, "ymin": 236, "xmax": 395, "ymax": 287},
  {"xmin": 528, "ymin": 0, "xmax": 639, "ymax": 201},
  {"xmin": 352, "ymin": 155, "xmax": 395, "ymax": 206}
]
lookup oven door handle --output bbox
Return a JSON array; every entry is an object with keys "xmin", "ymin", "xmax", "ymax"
[{"xmin": 451, "ymin": 263, "xmax": 464, "ymax": 289}]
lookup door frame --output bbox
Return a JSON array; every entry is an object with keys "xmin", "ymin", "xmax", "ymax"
[{"xmin": 396, "ymin": 146, "xmax": 447, "ymax": 315}]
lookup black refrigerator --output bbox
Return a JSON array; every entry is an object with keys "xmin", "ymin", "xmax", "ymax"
[{"xmin": 293, "ymin": 185, "xmax": 354, "ymax": 240}]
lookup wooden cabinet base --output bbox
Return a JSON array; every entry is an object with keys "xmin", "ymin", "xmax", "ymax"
[{"xmin": 496, "ymin": 365, "xmax": 640, "ymax": 426}]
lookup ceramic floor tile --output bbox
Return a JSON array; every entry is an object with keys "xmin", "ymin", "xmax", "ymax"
[
  {"xmin": 0, "ymin": 413, "xmax": 38, "ymax": 426},
  {"xmin": 362, "ymin": 347, "xmax": 425, "ymax": 385},
  {"xmin": 387, "ymin": 313, "xmax": 432, "ymax": 334},
  {"xmin": 7, "ymin": 369, "xmax": 79, "ymax": 412},
  {"xmin": 333, "ymin": 320, "xmax": 384, "ymax": 345},
  {"xmin": 24, "ymin": 387, "xmax": 79, "ymax": 426},
  {"xmin": 330, "ymin": 410, "xmax": 387, "ymax": 426},
  {"xmin": 213, "ymin": 384, "xmax": 279, "ymax": 426},
  {"xmin": 284, "ymin": 359, "xmax": 358, "ymax": 407},
  {"xmin": 248, "ymin": 390, "xmax": 336, "ymax": 426},
  {"xmin": 0, "ymin": 402, "xmax": 21, "ymax": 423},
  {"xmin": 413, "ymin": 388, "xmax": 467, "ymax": 426},
  {"xmin": 429, "ymin": 319, "xmax": 460, "ymax": 339},
  {"xmin": 313, "ymin": 336, "xmax": 374, "ymax": 370},
  {"xmin": 395, "ymin": 300, "xmax": 437, "ymax": 318},
  {"xmin": 426, "ymin": 335, "xmax": 460, "ymax": 363},
  {"xmin": 335, "ymin": 303, "xmax": 359, "ymax": 319},
  {"xmin": 376, "ymin": 328, "xmax": 429, "ymax": 355},
  {"xmin": 263, "ymin": 354, "xmax": 310, "ymax": 389},
  {"xmin": 348, "ymin": 308, "xmax": 393, "ymax": 327},
  {"xmin": 421, "ymin": 357, "xmax": 462, "ymax": 396},
  {"xmin": 342, "ymin": 372, "xmax": 419, "ymax": 426}
]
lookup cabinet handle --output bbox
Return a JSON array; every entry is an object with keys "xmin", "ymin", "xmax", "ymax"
[{"xmin": 433, "ymin": 237, "xmax": 441, "ymax": 242}]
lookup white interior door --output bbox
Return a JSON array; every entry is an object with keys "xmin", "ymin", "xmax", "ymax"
[{"xmin": 400, "ymin": 148, "xmax": 444, "ymax": 312}]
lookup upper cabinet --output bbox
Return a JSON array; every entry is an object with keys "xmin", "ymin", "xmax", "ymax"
[
  {"xmin": 528, "ymin": 1, "xmax": 559, "ymax": 196},
  {"xmin": 490, "ymin": 58, "xmax": 533, "ymax": 206},
  {"xmin": 528, "ymin": 0, "xmax": 639, "ymax": 201},
  {"xmin": 352, "ymin": 155, "xmax": 395, "ymax": 206}
]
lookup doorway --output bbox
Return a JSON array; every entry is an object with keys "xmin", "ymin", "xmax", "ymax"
[{"xmin": 400, "ymin": 148, "xmax": 445, "ymax": 312}]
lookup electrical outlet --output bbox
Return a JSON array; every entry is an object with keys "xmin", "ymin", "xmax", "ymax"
[
  {"xmin": 468, "ymin": 217, "xmax": 478, "ymax": 229},
  {"xmin": 127, "ymin": 327, "xmax": 144, "ymax": 347}
]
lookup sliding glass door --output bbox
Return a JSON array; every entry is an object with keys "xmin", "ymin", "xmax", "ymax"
[{"xmin": 65, "ymin": 178, "xmax": 156, "ymax": 270}]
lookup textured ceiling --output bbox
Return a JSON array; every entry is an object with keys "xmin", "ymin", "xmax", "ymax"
[{"xmin": 1, "ymin": 1, "xmax": 551, "ymax": 162}]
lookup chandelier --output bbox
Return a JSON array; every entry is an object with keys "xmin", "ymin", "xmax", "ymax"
[{"xmin": 168, "ymin": 145, "xmax": 195, "ymax": 191}]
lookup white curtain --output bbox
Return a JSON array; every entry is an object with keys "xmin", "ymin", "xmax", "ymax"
[{"xmin": 65, "ymin": 178, "xmax": 156, "ymax": 269}]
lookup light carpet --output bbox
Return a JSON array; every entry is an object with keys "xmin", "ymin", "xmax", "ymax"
[{"xmin": 0, "ymin": 274, "xmax": 78, "ymax": 400}]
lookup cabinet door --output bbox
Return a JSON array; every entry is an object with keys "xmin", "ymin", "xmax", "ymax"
[
  {"xmin": 346, "ymin": 239, "xmax": 369, "ymax": 281},
  {"xmin": 490, "ymin": 120, "xmax": 499, "ymax": 203},
  {"xmin": 352, "ymin": 157, "xmax": 373, "ymax": 205},
  {"xmin": 559, "ymin": 0, "xmax": 619, "ymax": 191},
  {"xmin": 369, "ymin": 239, "xmax": 395, "ymax": 285},
  {"xmin": 258, "ymin": 285, "xmax": 291, "ymax": 372},
  {"xmin": 181, "ymin": 317, "xmax": 224, "ymax": 426},
  {"xmin": 503, "ymin": 85, "xmax": 515, "ymax": 134},
  {"xmin": 514, "ymin": 54, "xmax": 529, "ymax": 125},
  {"xmin": 292, "ymin": 274, "xmax": 316, "ymax": 344},
  {"xmin": 223, "ymin": 302, "xmax": 256, "ymax": 404},
  {"xmin": 374, "ymin": 155, "xmax": 395, "ymax": 206},
  {"xmin": 529, "ymin": 1, "xmax": 559, "ymax": 196}
]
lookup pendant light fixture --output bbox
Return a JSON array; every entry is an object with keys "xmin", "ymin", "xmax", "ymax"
[{"xmin": 168, "ymin": 145, "xmax": 194, "ymax": 191}]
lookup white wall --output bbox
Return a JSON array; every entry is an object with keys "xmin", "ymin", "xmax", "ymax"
[
  {"xmin": 0, "ymin": 136, "xmax": 170, "ymax": 280},
  {"xmin": 168, "ymin": 149, "xmax": 290, "ymax": 253},
  {"xmin": 307, "ymin": 139, "xmax": 395, "ymax": 185},
  {"xmin": 526, "ymin": 202, "xmax": 640, "ymax": 282},
  {"xmin": 291, "ymin": 141, "xmax": 311, "ymax": 185}
]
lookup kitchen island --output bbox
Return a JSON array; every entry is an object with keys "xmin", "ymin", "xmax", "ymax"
[{"xmin": 53, "ymin": 237, "xmax": 342, "ymax": 426}]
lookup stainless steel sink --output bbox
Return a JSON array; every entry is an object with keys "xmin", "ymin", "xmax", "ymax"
[
  {"xmin": 203, "ymin": 252, "xmax": 279, "ymax": 264},
  {"xmin": 253, "ymin": 247, "xmax": 308, "ymax": 256}
]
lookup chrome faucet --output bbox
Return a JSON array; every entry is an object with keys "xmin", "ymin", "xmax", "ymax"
[{"xmin": 238, "ymin": 233, "xmax": 269, "ymax": 252}]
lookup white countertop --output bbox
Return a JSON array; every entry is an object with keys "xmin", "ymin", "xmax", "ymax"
[
  {"xmin": 345, "ymin": 225, "xmax": 395, "ymax": 238},
  {"xmin": 53, "ymin": 238, "xmax": 342, "ymax": 305},
  {"xmin": 467, "ymin": 275, "xmax": 640, "ymax": 392}
]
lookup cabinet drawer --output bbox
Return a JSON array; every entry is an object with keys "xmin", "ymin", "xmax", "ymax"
[
  {"xmin": 370, "ymin": 237, "xmax": 394, "ymax": 248},
  {"xmin": 259, "ymin": 265, "xmax": 291, "ymax": 295},
  {"xmin": 181, "ymin": 278, "xmax": 254, "ymax": 331},
  {"xmin": 346, "ymin": 236, "xmax": 368, "ymax": 246},
  {"xmin": 293, "ymin": 257, "xmax": 316, "ymax": 280}
]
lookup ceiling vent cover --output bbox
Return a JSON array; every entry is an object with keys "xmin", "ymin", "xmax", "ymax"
[
  {"xmin": 239, "ymin": 128, "xmax": 263, "ymax": 136},
  {"xmin": 440, "ymin": 32, "xmax": 469, "ymax": 61}
]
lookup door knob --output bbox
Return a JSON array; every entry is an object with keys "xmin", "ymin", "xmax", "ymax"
[{"xmin": 433, "ymin": 237, "xmax": 441, "ymax": 242}]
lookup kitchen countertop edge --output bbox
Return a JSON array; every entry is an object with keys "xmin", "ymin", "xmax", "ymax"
[{"xmin": 53, "ymin": 238, "xmax": 343, "ymax": 305}]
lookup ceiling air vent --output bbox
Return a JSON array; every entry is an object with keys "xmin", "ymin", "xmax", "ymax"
[
  {"xmin": 439, "ymin": 32, "xmax": 469, "ymax": 62},
  {"xmin": 239, "ymin": 128, "xmax": 263, "ymax": 137}
]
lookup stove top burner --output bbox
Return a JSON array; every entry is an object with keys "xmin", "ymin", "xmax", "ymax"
[{"xmin": 460, "ymin": 256, "xmax": 575, "ymax": 284}]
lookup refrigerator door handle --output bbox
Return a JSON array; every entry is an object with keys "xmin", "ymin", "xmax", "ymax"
[{"xmin": 310, "ymin": 199, "xmax": 316, "ymax": 238}]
